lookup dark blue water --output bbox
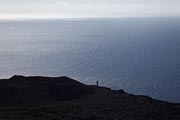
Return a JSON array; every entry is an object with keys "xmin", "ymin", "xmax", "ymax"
[{"xmin": 0, "ymin": 18, "xmax": 180, "ymax": 102}]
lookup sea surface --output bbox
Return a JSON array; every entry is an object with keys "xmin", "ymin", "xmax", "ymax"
[{"xmin": 0, "ymin": 18, "xmax": 180, "ymax": 102}]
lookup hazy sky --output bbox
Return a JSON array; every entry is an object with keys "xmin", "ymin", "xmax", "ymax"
[{"xmin": 0, "ymin": 0, "xmax": 180, "ymax": 19}]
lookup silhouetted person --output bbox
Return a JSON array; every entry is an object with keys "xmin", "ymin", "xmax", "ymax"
[{"xmin": 96, "ymin": 81, "xmax": 99, "ymax": 87}]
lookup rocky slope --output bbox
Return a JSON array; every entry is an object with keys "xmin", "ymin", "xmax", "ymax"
[{"xmin": 0, "ymin": 75, "xmax": 179, "ymax": 120}]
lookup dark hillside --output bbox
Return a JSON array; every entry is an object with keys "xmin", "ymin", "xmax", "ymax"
[
  {"xmin": 0, "ymin": 75, "xmax": 91, "ymax": 105},
  {"xmin": 0, "ymin": 75, "xmax": 179, "ymax": 120}
]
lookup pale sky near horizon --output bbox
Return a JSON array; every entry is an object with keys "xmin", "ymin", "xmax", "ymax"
[{"xmin": 0, "ymin": 0, "xmax": 180, "ymax": 19}]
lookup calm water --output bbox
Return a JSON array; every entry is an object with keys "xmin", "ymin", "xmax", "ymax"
[{"xmin": 0, "ymin": 18, "xmax": 180, "ymax": 102}]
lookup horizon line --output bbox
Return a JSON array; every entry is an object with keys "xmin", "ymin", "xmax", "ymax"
[{"xmin": 0, "ymin": 16, "xmax": 180, "ymax": 21}]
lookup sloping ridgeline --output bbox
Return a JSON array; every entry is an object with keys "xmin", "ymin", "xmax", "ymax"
[
  {"xmin": 0, "ymin": 75, "xmax": 179, "ymax": 120},
  {"xmin": 0, "ymin": 75, "xmax": 91, "ymax": 105}
]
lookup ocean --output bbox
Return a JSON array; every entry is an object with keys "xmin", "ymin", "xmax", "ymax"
[{"xmin": 0, "ymin": 18, "xmax": 180, "ymax": 102}]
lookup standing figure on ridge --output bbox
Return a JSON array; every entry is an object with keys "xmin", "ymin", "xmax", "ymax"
[{"xmin": 96, "ymin": 81, "xmax": 99, "ymax": 87}]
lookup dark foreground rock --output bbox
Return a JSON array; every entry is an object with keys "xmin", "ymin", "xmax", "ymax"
[{"xmin": 0, "ymin": 75, "xmax": 180, "ymax": 120}]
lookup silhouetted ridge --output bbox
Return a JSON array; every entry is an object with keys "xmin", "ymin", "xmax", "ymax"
[
  {"xmin": 0, "ymin": 75, "xmax": 91, "ymax": 105},
  {"xmin": 0, "ymin": 75, "xmax": 180, "ymax": 120}
]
